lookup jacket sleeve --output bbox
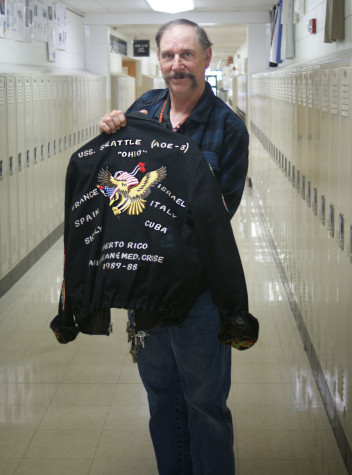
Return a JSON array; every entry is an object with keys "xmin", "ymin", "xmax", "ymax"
[
  {"xmin": 188, "ymin": 159, "xmax": 248, "ymax": 319},
  {"xmin": 219, "ymin": 123, "xmax": 249, "ymax": 218},
  {"xmin": 50, "ymin": 159, "xmax": 79, "ymax": 343}
]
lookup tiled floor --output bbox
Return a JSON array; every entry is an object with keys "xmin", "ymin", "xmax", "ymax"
[{"xmin": 0, "ymin": 186, "xmax": 348, "ymax": 474}]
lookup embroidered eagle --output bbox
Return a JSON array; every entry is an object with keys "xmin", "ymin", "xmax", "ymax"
[{"xmin": 97, "ymin": 163, "xmax": 167, "ymax": 216}]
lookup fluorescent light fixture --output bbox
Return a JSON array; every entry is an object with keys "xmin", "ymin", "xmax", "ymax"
[{"xmin": 146, "ymin": 0, "xmax": 195, "ymax": 14}]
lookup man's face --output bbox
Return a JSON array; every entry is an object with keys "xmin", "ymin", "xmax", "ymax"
[{"xmin": 157, "ymin": 25, "xmax": 212, "ymax": 99}]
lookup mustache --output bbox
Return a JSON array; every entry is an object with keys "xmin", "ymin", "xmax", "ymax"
[{"xmin": 165, "ymin": 72, "xmax": 196, "ymax": 80}]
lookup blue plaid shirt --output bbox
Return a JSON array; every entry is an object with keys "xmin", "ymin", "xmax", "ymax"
[{"xmin": 126, "ymin": 82, "xmax": 249, "ymax": 217}]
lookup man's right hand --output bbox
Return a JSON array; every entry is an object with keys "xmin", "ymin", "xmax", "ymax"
[
  {"xmin": 98, "ymin": 109, "xmax": 148, "ymax": 134},
  {"xmin": 98, "ymin": 110, "xmax": 127, "ymax": 134}
]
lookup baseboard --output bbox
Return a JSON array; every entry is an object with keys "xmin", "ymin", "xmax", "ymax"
[{"xmin": 0, "ymin": 223, "xmax": 64, "ymax": 298}]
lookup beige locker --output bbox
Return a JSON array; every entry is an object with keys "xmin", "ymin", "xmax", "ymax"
[
  {"xmin": 336, "ymin": 64, "xmax": 352, "ymax": 434},
  {"xmin": 31, "ymin": 77, "xmax": 42, "ymax": 246},
  {"xmin": 45, "ymin": 76, "xmax": 55, "ymax": 233},
  {"xmin": 316, "ymin": 66, "xmax": 330, "ymax": 384},
  {"xmin": 57, "ymin": 76, "xmax": 65, "ymax": 224},
  {"xmin": 39, "ymin": 77, "xmax": 49, "ymax": 240},
  {"xmin": 0, "ymin": 75, "xmax": 11, "ymax": 278},
  {"xmin": 55, "ymin": 76, "xmax": 63, "ymax": 227},
  {"xmin": 6, "ymin": 75, "xmax": 20, "ymax": 269},
  {"xmin": 24, "ymin": 76, "xmax": 35, "ymax": 253},
  {"xmin": 328, "ymin": 67, "xmax": 340, "ymax": 240},
  {"xmin": 65, "ymin": 76, "xmax": 74, "ymax": 160},
  {"xmin": 15, "ymin": 75, "xmax": 28, "ymax": 260},
  {"xmin": 319, "ymin": 67, "xmax": 330, "ymax": 220}
]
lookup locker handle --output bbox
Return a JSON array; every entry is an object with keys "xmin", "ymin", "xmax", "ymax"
[
  {"xmin": 0, "ymin": 160, "xmax": 3, "ymax": 179},
  {"xmin": 26, "ymin": 150, "xmax": 30, "ymax": 168},
  {"xmin": 320, "ymin": 195, "xmax": 325, "ymax": 225},
  {"xmin": 339, "ymin": 214, "xmax": 344, "ymax": 251},
  {"xmin": 9, "ymin": 156, "xmax": 13, "ymax": 175},
  {"xmin": 18, "ymin": 153, "xmax": 22, "ymax": 172},
  {"xmin": 296, "ymin": 170, "xmax": 300, "ymax": 193},
  {"xmin": 307, "ymin": 181, "xmax": 311, "ymax": 207},
  {"xmin": 329, "ymin": 204, "xmax": 334, "ymax": 238}
]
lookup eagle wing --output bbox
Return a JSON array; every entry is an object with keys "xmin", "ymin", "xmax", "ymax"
[
  {"xmin": 97, "ymin": 167, "xmax": 120, "ymax": 187},
  {"xmin": 129, "ymin": 166, "xmax": 167, "ymax": 200}
]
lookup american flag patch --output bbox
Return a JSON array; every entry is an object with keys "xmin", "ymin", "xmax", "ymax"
[{"xmin": 115, "ymin": 172, "xmax": 139, "ymax": 187}]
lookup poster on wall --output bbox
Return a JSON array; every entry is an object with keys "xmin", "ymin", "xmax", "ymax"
[
  {"xmin": 5, "ymin": 0, "xmax": 17, "ymax": 40},
  {"xmin": 33, "ymin": 0, "xmax": 48, "ymax": 42},
  {"xmin": 0, "ymin": 0, "xmax": 6, "ymax": 38},
  {"xmin": 47, "ymin": 3, "xmax": 56, "ymax": 60},
  {"xmin": 55, "ymin": 2, "xmax": 66, "ymax": 49},
  {"xmin": 24, "ymin": 0, "xmax": 34, "ymax": 42},
  {"xmin": 17, "ymin": 2, "xmax": 25, "ymax": 41}
]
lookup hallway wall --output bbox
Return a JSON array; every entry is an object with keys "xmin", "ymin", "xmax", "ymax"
[
  {"xmin": 249, "ymin": 57, "xmax": 352, "ymax": 466},
  {"xmin": 0, "ymin": 72, "xmax": 106, "ymax": 295}
]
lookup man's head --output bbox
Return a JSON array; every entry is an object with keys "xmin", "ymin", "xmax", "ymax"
[{"xmin": 155, "ymin": 19, "xmax": 213, "ymax": 101}]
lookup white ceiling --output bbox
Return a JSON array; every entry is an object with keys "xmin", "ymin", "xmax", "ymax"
[{"xmin": 61, "ymin": 0, "xmax": 274, "ymax": 69}]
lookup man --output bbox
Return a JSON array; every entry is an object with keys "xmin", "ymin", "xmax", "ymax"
[{"xmin": 99, "ymin": 19, "xmax": 249, "ymax": 475}]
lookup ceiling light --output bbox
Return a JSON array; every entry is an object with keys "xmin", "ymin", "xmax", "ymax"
[{"xmin": 146, "ymin": 0, "xmax": 195, "ymax": 14}]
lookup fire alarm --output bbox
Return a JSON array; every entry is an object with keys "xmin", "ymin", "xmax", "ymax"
[{"xmin": 307, "ymin": 18, "xmax": 317, "ymax": 34}]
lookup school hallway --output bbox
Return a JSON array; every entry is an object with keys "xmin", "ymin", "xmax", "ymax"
[{"xmin": 0, "ymin": 183, "xmax": 347, "ymax": 475}]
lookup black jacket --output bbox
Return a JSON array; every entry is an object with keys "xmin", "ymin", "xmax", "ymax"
[{"xmin": 51, "ymin": 113, "xmax": 248, "ymax": 342}]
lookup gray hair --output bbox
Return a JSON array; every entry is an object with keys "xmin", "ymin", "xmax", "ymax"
[{"xmin": 155, "ymin": 19, "xmax": 213, "ymax": 53}]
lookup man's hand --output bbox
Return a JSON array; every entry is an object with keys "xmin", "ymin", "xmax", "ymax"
[
  {"xmin": 99, "ymin": 110, "xmax": 126, "ymax": 134},
  {"xmin": 98, "ymin": 109, "xmax": 149, "ymax": 134}
]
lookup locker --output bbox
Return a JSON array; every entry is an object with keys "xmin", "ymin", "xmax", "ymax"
[
  {"xmin": 61, "ymin": 77, "xmax": 70, "ymax": 162},
  {"xmin": 6, "ymin": 75, "xmax": 20, "ymax": 269},
  {"xmin": 15, "ymin": 75, "xmax": 28, "ymax": 259},
  {"xmin": 54, "ymin": 77, "xmax": 66, "ymax": 226},
  {"xmin": 45, "ymin": 76, "xmax": 55, "ymax": 233},
  {"xmin": 72, "ymin": 76, "xmax": 79, "ymax": 149},
  {"xmin": 336, "ymin": 65, "xmax": 352, "ymax": 436},
  {"xmin": 24, "ymin": 76, "xmax": 35, "ymax": 253},
  {"xmin": 65, "ymin": 76, "xmax": 74, "ymax": 161},
  {"xmin": 338, "ymin": 66, "xmax": 352, "ymax": 254},
  {"xmin": 83, "ymin": 77, "xmax": 89, "ymax": 142},
  {"xmin": 319, "ymin": 67, "xmax": 330, "ymax": 209},
  {"xmin": 39, "ymin": 77, "xmax": 49, "ymax": 238},
  {"xmin": 31, "ymin": 77, "xmax": 43, "ymax": 246},
  {"xmin": 0, "ymin": 75, "xmax": 11, "ymax": 278},
  {"xmin": 78, "ymin": 77, "xmax": 85, "ymax": 145},
  {"xmin": 302, "ymin": 67, "xmax": 314, "ymax": 331},
  {"xmin": 328, "ymin": 67, "xmax": 340, "ymax": 236}
]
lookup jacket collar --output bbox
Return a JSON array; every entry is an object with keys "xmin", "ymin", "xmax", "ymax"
[
  {"xmin": 154, "ymin": 82, "xmax": 215, "ymax": 125},
  {"xmin": 187, "ymin": 82, "xmax": 216, "ymax": 124}
]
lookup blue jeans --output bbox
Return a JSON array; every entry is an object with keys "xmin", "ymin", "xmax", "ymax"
[{"xmin": 137, "ymin": 291, "xmax": 235, "ymax": 475}]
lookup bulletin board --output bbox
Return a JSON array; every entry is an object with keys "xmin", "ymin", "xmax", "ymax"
[{"xmin": 0, "ymin": 0, "xmax": 67, "ymax": 60}]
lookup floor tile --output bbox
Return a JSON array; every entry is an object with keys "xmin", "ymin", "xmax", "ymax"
[
  {"xmin": 23, "ymin": 429, "xmax": 101, "ymax": 459},
  {"xmin": 14, "ymin": 458, "xmax": 93, "ymax": 475},
  {"xmin": 237, "ymin": 430, "xmax": 311, "ymax": 460}
]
